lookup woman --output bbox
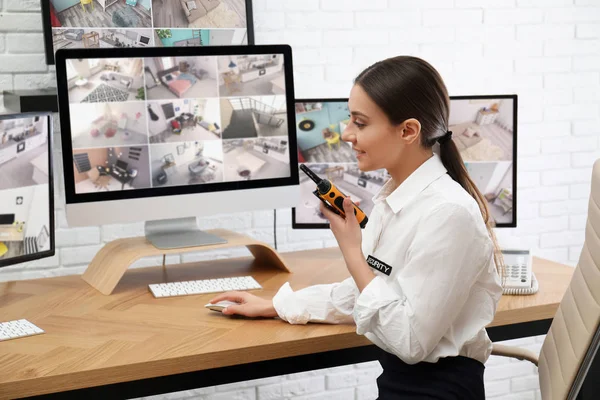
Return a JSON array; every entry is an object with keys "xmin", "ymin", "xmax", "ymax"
[{"xmin": 209, "ymin": 56, "xmax": 504, "ymax": 399}]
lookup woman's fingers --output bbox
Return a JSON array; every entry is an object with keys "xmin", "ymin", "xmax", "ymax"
[
  {"xmin": 319, "ymin": 201, "xmax": 344, "ymax": 222},
  {"xmin": 343, "ymin": 197, "xmax": 358, "ymax": 224},
  {"xmin": 209, "ymin": 291, "xmax": 246, "ymax": 304}
]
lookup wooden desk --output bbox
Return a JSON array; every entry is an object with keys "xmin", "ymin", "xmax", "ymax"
[
  {"xmin": 0, "ymin": 248, "xmax": 574, "ymax": 399},
  {"xmin": 0, "ymin": 225, "xmax": 24, "ymax": 242},
  {"xmin": 82, "ymin": 32, "xmax": 99, "ymax": 48}
]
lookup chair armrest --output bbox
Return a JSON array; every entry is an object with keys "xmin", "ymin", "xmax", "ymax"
[{"xmin": 491, "ymin": 344, "xmax": 539, "ymax": 366}]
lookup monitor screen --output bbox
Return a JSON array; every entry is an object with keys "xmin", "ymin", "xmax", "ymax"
[
  {"xmin": 450, "ymin": 95, "xmax": 517, "ymax": 228},
  {"xmin": 292, "ymin": 95, "xmax": 517, "ymax": 229},
  {"xmin": 0, "ymin": 215, "xmax": 16, "ymax": 225},
  {"xmin": 116, "ymin": 159, "xmax": 129, "ymax": 170},
  {"xmin": 0, "ymin": 113, "xmax": 55, "ymax": 268},
  {"xmin": 42, "ymin": 0, "xmax": 254, "ymax": 65},
  {"xmin": 55, "ymin": 45, "xmax": 298, "ymax": 227}
]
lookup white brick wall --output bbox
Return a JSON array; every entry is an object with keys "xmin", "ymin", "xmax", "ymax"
[{"xmin": 1, "ymin": 1, "xmax": 598, "ymax": 399}]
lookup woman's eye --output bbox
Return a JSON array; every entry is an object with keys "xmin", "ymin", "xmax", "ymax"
[{"xmin": 348, "ymin": 114, "xmax": 365, "ymax": 128}]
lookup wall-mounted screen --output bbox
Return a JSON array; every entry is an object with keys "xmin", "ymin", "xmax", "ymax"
[{"xmin": 42, "ymin": 0, "xmax": 254, "ymax": 64}]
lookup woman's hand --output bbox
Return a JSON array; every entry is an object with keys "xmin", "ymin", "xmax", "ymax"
[
  {"xmin": 319, "ymin": 197, "xmax": 362, "ymax": 256},
  {"xmin": 208, "ymin": 291, "xmax": 278, "ymax": 318},
  {"xmin": 321, "ymin": 197, "xmax": 375, "ymax": 292}
]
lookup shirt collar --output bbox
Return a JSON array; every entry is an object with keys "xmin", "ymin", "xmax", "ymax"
[{"xmin": 373, "ymin": 153, "xmax": 448, "ymax": 214}]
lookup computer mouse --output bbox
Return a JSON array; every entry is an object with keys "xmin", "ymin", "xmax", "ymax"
[{"xmin": 204, "ymin": 300, "xmax": 239, "ymax": 312}]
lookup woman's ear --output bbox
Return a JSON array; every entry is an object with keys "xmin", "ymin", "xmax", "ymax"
[{"xmin": 398, "ymin": 118, "xmax": 422, "ymax": 145}]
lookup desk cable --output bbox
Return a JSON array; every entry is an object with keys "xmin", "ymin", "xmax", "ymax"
[{"xmin": 273, "ymin": 209, "xmax": 278, "ymax": 250}]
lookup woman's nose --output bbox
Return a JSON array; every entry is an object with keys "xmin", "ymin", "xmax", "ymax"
[{"xmin": 341, "ymin": 127, "xmax": 354, "ymax": 143}]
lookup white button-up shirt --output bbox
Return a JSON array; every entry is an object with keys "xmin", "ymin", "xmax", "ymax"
[{"xmin": 272, "ymin": 153, "xmax": 503, "ymax": 365}]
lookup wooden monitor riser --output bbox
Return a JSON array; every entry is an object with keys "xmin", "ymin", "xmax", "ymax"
[{"xmin": 82, "ymin": 229, "xmax": 291, "ymax": 295}]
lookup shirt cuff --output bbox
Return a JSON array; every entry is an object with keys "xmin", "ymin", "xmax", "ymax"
[
  {"xmin": 354, "ymin": 276, "xmax": 402, "ymax": 333},
  {"xmin": 272, "ymin": 282, "xmax": 311, "ymax": 325}
]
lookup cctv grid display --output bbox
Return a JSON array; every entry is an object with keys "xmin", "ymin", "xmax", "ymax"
[
  {"xmin": 42, "ymin": 0, "xmax": 254, "ymax": 64},
  {"xmin": 61, "ymin": 52, "xmax": 293, "ymax": 195},
  {"xmin": 0, "ymin": 114, "xmax": 54, "ymax": 267},
  {"xmin": 293, "ymin": 96, "xmax": 517, "ymax": 228}
]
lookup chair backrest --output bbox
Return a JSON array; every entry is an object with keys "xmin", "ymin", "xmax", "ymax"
[{"xmin": 538, "ymin": 159, "xmax": 600, "ymax": 400}]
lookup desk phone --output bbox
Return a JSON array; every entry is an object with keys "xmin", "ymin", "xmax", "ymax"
[{"xmin": 501, "ymin": 248, "xmax": 538, "ymax": 295}]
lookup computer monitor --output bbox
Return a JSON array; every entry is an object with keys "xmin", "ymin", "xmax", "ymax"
[
  {"xmin": 42, "ymin": 0, "xmax": 255, "ymax": 65},
  {"xmin": 0, "ymin": 113, "xmax": 55, "ymax": 268},
  {"xmin": 116, "ymin": 159, "xmax": 128, "ymax": 170},
  {"xmin": 55, "ymin": 45, "xmax": 298, "ymax": 248},
  {"xmin": 292, "ymin": 95, "xmax": 517, "ymax": 229}
]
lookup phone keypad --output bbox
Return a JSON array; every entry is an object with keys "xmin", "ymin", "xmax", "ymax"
[{"xmin": 507, "ymin": 257, "xmax": 528, "ymax": 283}]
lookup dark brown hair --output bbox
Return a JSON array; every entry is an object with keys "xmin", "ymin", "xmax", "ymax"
[{"xmin": 354, "ymin": 56, "xmax": 504, "ymax": 277}]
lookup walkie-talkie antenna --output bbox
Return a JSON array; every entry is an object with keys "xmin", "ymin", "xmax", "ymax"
[{"xmin": 299, "ymin": 164, "xmax": 321, "ymax": 184}]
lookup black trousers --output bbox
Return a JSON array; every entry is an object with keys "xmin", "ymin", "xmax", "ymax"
[{"xmin": 376, "ymin": 349, "xmax": 485, "ymax": 399}]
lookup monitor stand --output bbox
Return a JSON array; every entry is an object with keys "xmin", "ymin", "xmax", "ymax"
[
  {"xmin": 81, "ymin": 228, "xmax": 291, "ymax": 295},
  {"xmin": 145, "ymin": 217, "xmax": 227, "ymax": 249}
]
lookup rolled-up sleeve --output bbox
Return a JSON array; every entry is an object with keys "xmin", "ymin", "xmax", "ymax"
[
  {"xmin": 272, "ymin": 277, "xmax": 359, "ymax": 325},
  {"xmin": 353, "ymin": 204, "xmax": 492, "ymax": 364}
]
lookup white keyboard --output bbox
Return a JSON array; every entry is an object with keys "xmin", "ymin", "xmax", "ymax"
[
  {"xmin": 0, "ymin": 319, "xmax": 44, "ymax": 342},
  {"xmin": 149, "ymin": 276, "xmax": 262, "ymax": 298}
]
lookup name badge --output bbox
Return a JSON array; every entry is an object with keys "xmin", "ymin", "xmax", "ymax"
[{"xmin": 366, "ymin": 255, "xmax": 393, "ymax": 276}]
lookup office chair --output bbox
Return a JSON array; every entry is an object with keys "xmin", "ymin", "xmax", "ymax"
[{"xmin": 490, "ymin": 159, "xmax": 600, "ymax": 399}]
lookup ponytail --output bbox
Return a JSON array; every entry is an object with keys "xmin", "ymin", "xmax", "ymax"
[{"xmin": 438, "ymin": 135, "xmax": 505, "ymax": 279}]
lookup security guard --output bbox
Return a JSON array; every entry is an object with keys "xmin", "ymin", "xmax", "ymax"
[{"xmin": 211, "ymin": 56, "xmax": 504, "ymax": 399}]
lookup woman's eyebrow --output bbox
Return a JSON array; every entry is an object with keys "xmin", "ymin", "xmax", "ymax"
[{"xmin": 350, "ymin": 111, "xmax": 369, "ymax": 119}]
